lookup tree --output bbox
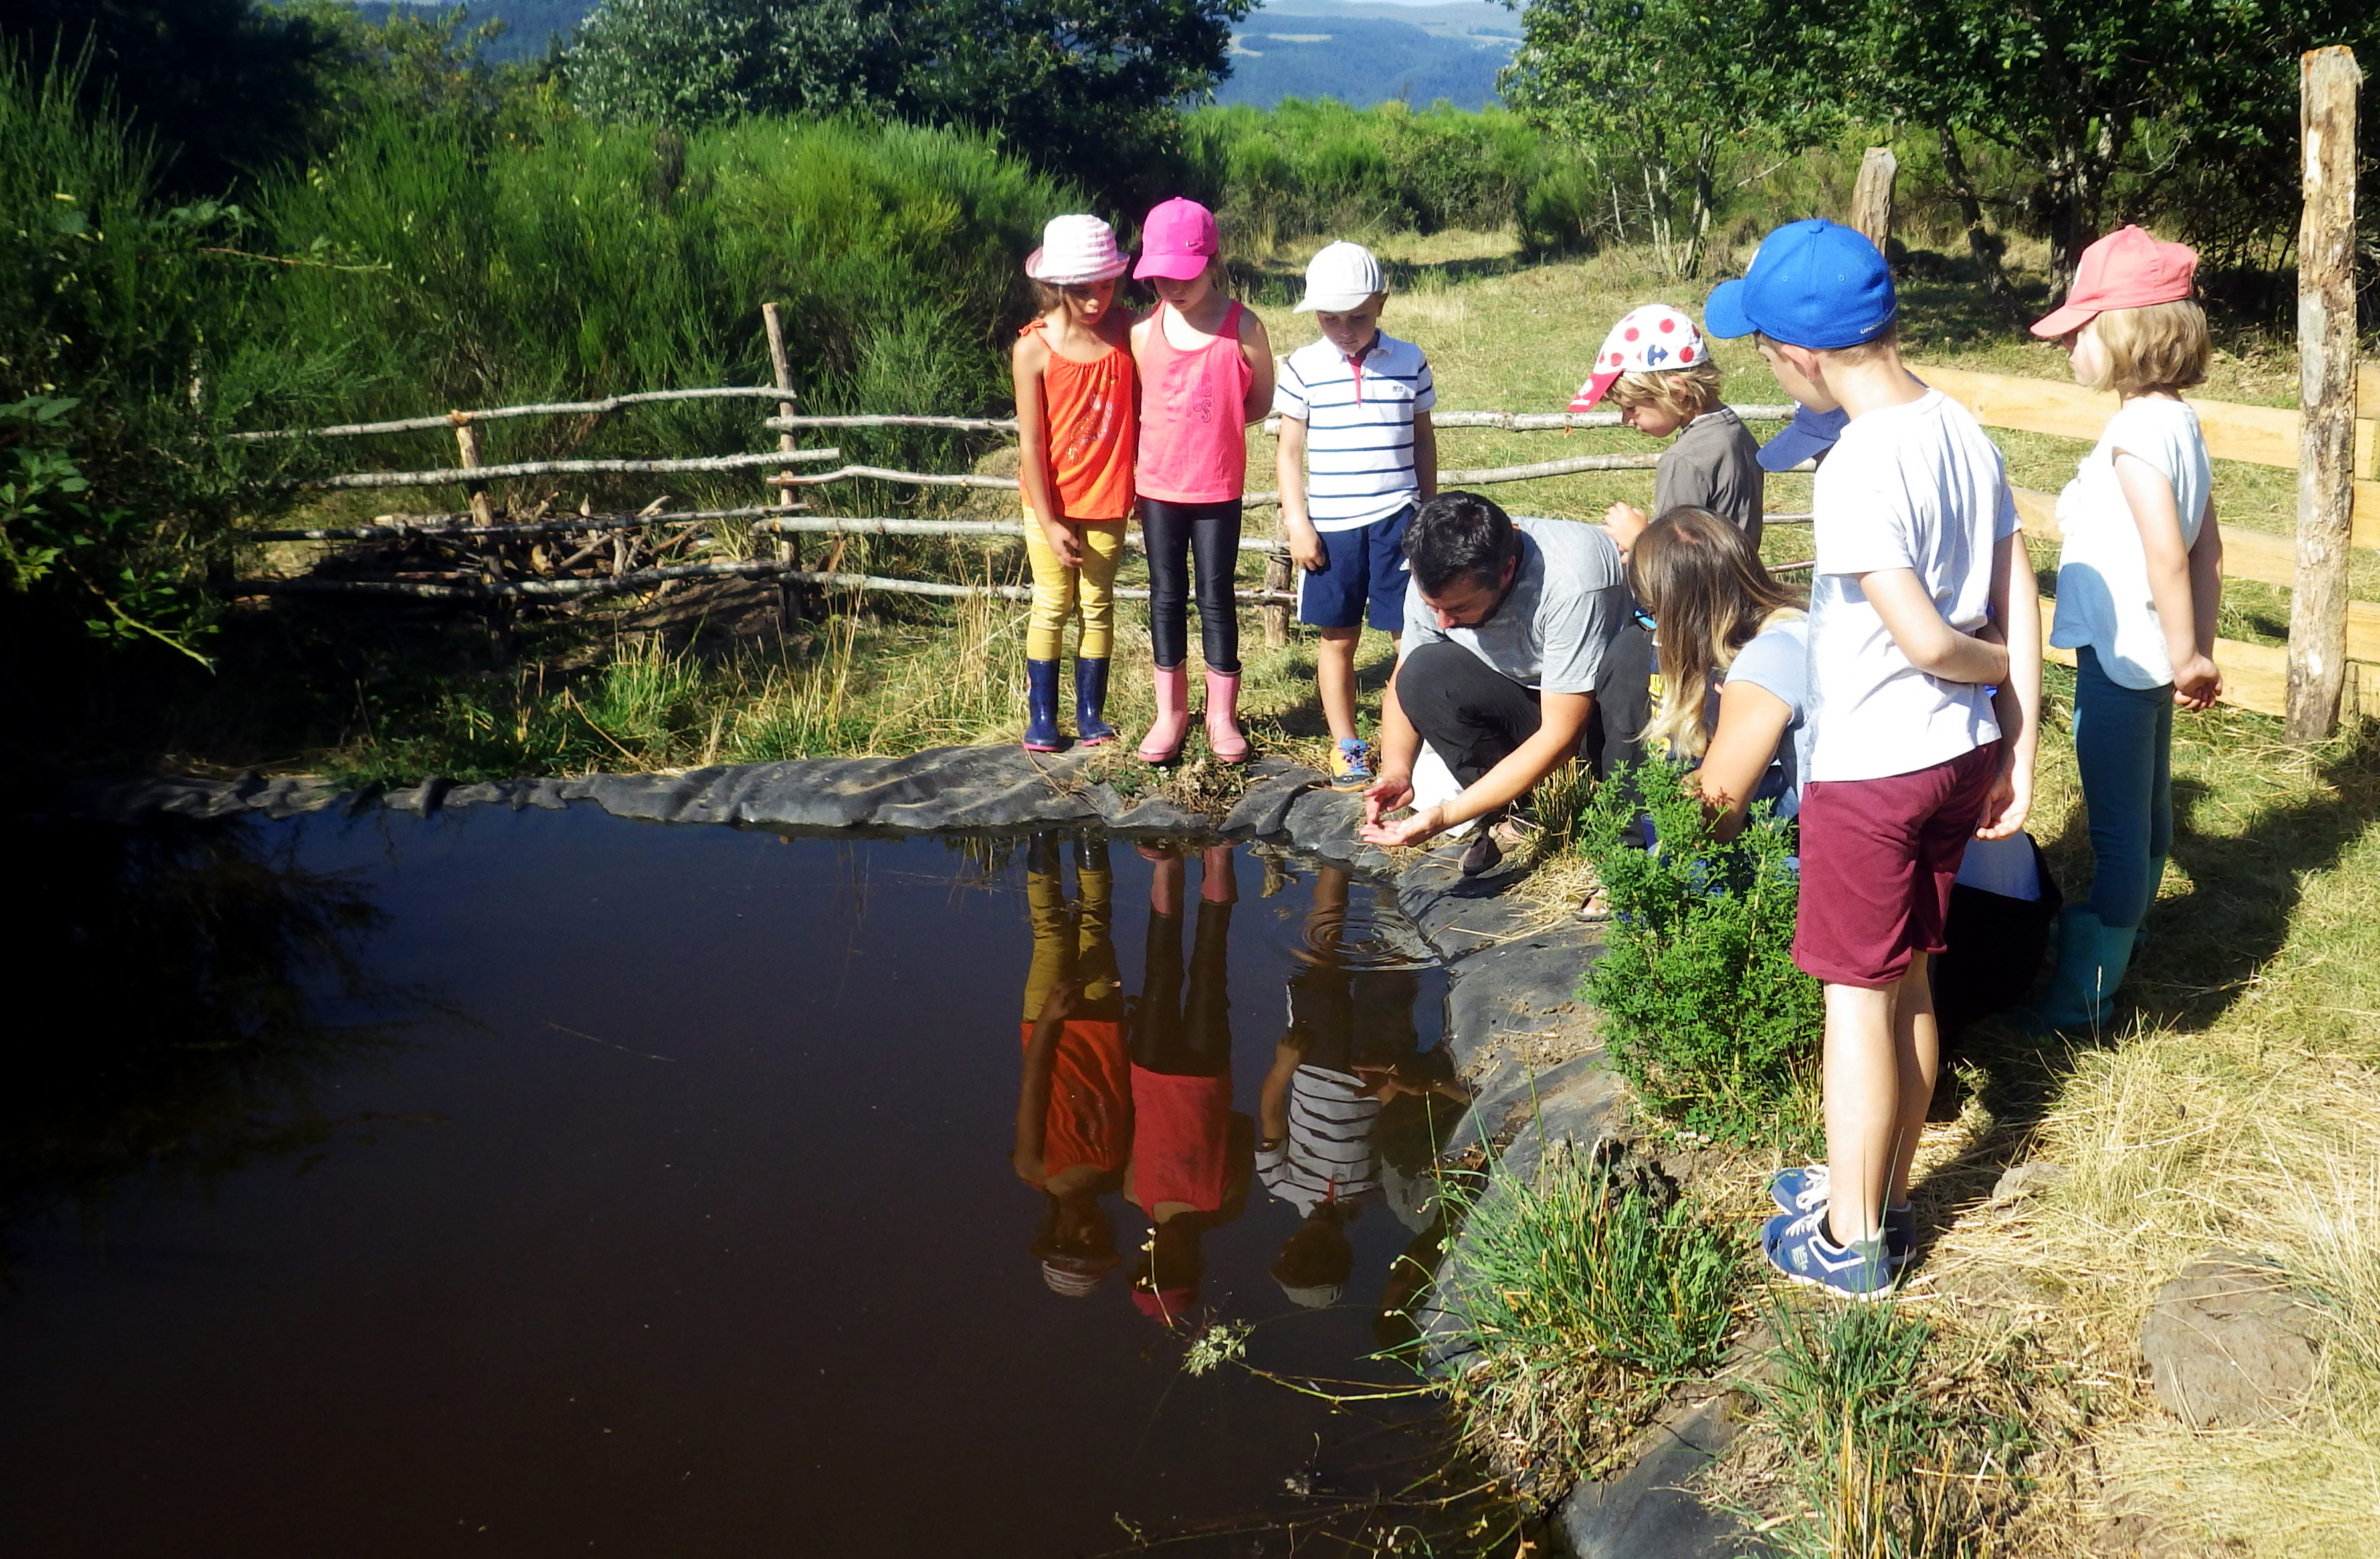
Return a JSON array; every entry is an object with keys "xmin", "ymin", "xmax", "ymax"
[
  {"xmin": 566, "ymin": 0, "xmax": 1255, "ymax": 201},
  {"xmin": 1775, "ymin": 0, "xmax": 2380, "ymax": 286},
  {"xmin": 0, "ymin": 1, "xmax": 340, "ymax": 196},
  {"xmin": 1498, "ymin": 0, "xmax": 1810, "ymax": 278}
]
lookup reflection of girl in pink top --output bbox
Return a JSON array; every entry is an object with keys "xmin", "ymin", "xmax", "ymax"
[{"xmin": 1128, "ymin": 198, "xmax": 1275, "ymax": 768}]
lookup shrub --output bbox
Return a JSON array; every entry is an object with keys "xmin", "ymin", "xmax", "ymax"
[{"xmin": 1577, "ymin": 759, "xmax": 1821, "ymax": 1148}]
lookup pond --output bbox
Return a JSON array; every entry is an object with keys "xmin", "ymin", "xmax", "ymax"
[{"xmin": 1, "ymin": 807, "xmax": 1500, "ymax": 1557}]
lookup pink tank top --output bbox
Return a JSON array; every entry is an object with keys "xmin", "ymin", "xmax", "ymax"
[{"xmin": 1135, "ymin": 300, "xmax": 1252, "ymax": 504}]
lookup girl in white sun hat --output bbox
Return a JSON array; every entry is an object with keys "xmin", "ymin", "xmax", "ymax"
[
  {"xmin": 1012, "ymin": 214, "xmax": 1140, "ymax": 752},
  {"xmin": 1574, "ymin": 303, "xmax": 1765, "ymax": 557}
]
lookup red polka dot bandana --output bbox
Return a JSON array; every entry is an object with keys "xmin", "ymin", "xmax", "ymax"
[{"xmin": 1567, "ymin": 304, "xmax": 1706, "ymax": 412}]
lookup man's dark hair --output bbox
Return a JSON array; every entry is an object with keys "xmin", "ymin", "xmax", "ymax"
[{"xmin": 1405, "ymin": 490, "xmax": 1520, "ymax": 596}]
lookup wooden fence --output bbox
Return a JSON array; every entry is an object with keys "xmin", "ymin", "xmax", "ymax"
[
  {"xmin": 1906, "ymin": 358, "xmax": 2380, "ymax": 723},
  {"xmin": 227, "ymin": 359, "xmax": 1796, "ymax": 617}
]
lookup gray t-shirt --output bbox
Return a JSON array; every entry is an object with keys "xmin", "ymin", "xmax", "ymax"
[
  {"xmin": 1655, "ymin": 406, "xmax": 1766, "ymax": 548},
  {"xmin": 1401, "ymin": 516, "xmax": 1652, "ymax": 766},
  {"xmin": 1719, "ymin": 617, "xmax": 1811, "ymax": 820}
]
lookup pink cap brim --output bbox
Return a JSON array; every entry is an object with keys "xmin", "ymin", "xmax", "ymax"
[
  {"xmin": 1569, "ymin": 371, "xmax": 1621, "ymax": 413},
  {"xmin": 1134, "ymin": 251, "xmax": 1213, "ymax": 282},
  {"xmin": 2028, "ymin": 301, "xmax": 2098, "ymax": 340},
  {"xmin": 1130, "ymin": 1285, "xmax": 1197, "ymax": 1322}
]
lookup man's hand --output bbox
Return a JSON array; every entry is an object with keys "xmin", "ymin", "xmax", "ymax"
[
  {"xmin": 1601, "ymin": 501, "xmax": 1650, "ymax": 558},
  {"xmin": 1360, "ymin": 770, "xmax": 1414, "ymax": 827},
  {"xmin": 2171, "ymin": 652, "xmax": 2222, "ymax": 711},
  {"xmin": 1973, "ymin": 753, "xmax": 2033, "ymax": 841},
  {"xmin": 1359, "ymin": 801, "xmax": 1444, "ymax": 849},
  {"xmin": 1286, "ymin": 520, "xmax": 1326, "ymax": 573},
  {"xmin": 1040, "ymin": 518, "xmax": 1083, "ymax": 569}
]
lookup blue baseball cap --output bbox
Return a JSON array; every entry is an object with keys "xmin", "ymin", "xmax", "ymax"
[
  {"xmin": 1704, "ymin": 219, "xmax": 1896, "ymax": 349},
  {"xmin": 1756, "ymin": 403, "xmax": 1848, "ymax": 472}
]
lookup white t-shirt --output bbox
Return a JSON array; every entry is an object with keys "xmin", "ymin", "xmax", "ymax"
[
  {"xmin": 1806, "ymin": 390, "xmax": 2018, "ymax": 782},
  {"xmin": 2048, "ymin": 397, "xmax": 2212, "ymax": 690},
  {"xmin": 1718, "ymin": 617, "xmax": 1811, "ymax": 819}
]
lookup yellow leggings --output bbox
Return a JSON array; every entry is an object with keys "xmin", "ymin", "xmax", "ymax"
[
  {"xmin": 1024, "ymin": 512, "xmax": 1126, "ymax": 662},
  {"xmin": 1024, "ymin": 855, "xmax": 1119, "ymax": 1018}
]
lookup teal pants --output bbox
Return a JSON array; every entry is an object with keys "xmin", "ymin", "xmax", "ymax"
[{"xmin": 2074, "ymin": 645, "xmax": 2173, "ymax": 930}]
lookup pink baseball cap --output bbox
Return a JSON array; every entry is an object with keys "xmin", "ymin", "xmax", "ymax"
[
  {"xmin": 2030, "ymin": 225, "xmax": 2198, "ymax": 338},
  {"xmin": 1134, "ymin": 198, "xmax": 1218, "ymax": 282}
]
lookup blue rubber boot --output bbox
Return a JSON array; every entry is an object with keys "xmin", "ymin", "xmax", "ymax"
[
  {"xmin": 1074, "ymin": 657, "xmax": 1118, "ymax": 746},
  {"xmin": 2018, "ymin": 908, "xmax": 2139, "ymax": 1033},
  {"xmin": 1022, "ymin": 659, "xmax": 1065, "ymax": 752}
]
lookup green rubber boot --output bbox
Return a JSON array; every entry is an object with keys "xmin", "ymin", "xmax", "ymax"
[{"xmin": 2017, "ymin": 908, "xmax": 2139, "ymax": 1034}]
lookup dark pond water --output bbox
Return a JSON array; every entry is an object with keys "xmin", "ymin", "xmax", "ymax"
[{"xmin": 2, "ymin": 807, "xmax": 1493, "ymax": 1557}]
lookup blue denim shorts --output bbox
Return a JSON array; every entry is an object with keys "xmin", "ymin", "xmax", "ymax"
[{"xmin": 1295, "ymin": 504, "xmax": 1414, "ymax": 632}]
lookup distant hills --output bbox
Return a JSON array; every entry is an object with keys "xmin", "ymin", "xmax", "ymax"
[
  {"xmin": 373, "ymin": 1, "xmax": 1519, "ymax": 106},
  {"xmin": 1217, "ymin": 1, "xmax": 1519, "ymax": 110}
]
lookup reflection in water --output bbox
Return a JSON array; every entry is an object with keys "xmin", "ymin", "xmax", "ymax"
[
  {"xmin": 2, "ymin": 817, "xmax": 419, "ymax": 1271},
  {"xmin": 1015, "ymin": 833, "xmax": 1130, "ymax": 1297},
  {"xmin": 1263, "ymin": 865, "xmax": 1469, "ymax": 1344},
  {"xmin": 1013, "ymin": 836, "xmax": 1469, "ymax": 1356},
  {"xmin": 1125, "ymin": 844, "xmax": 1256, "ymax": 1326}
]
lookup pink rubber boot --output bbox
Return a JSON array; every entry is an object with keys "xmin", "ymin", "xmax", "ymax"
[
  {"xmin": 1205, "ymin": 669, "xmax": 1248, "ymax": 764},
  {"xmin": 1138, "ymin": 663, "xmax": 1190, "ymax": 764}
]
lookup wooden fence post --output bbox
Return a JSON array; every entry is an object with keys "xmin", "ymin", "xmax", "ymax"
[
  {"xmin": 2286, "ymin": 46, "xmax": 2361, "ymax": 744},
  {"xmin": 1848, "ymin": 146, "xmax": 1898, "ymax": 256},
  {"xmin": 761, "ymin": 302, "xmax": 803, "ymax": 630},
  {"xmin": 1262, "ymin": 550, "xmax": 1292, "ymax": 650},
  {"xmin": 450, "ymin": 414, "xmax": 495, "ymax": 526}
]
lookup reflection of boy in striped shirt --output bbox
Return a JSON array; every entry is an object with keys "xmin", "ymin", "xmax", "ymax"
[
  {"xmin": 1257, "ymin": 866, "xmax": 1462, "ymax": 1308},
  {"xmin": 1274, "ymin": 241, "xmax": 1438, "ymax": 791}
]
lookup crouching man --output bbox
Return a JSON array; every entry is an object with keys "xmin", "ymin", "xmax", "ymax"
[{"xmin": 1358, "ymin": 490, "xmax": 1650, "ymax": 875}]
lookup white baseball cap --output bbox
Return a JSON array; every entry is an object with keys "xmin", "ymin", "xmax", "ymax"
[
  {"xmin": 1294, "ymin": 241, "xmax": 1387, "ymax": 313},
  {"xmin": 1025, "ymin": 214, "xmax": 1128, "ymax": 286}
]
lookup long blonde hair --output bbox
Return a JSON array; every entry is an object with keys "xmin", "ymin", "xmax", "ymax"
[{"xmin": 1628, "ymin": 507, "xmax": 1803, "ymax": 759}]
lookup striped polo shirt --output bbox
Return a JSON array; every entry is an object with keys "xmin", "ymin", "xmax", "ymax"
[{"xmin": 1274, "ymin": 331, "xmax": 1437, "ymax": 532}]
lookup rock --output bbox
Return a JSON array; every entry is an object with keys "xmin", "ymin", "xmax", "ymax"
[
  {"xmin": 1989, "ymin": 1160, "xmax": 2068, "ymax": 1206},
  {"xmin": 2139, "ymin": 1250, "xmax": 2322, "ymax": 1427}
]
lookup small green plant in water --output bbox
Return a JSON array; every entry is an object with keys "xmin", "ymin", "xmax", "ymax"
[
  {"xmin": 1183, "ymin": 1320, "xmax": 1252, "ymax": 1378},
  {"xmin": 1576, "ymin": 759, "xmax": 1821, "ymax": 1150}
]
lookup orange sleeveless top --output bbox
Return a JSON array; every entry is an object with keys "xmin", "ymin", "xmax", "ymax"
[{"xmin": 1022, "ymin": 322, "xmax": 1137, "ymax": 522}]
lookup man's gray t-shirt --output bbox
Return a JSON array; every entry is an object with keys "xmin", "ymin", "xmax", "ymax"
[
  {"xmin": 1399, "ymin": 516, "xmax": 1651, "ymax": 765},
  {"xmin": 1654, "ymin": 406, "xmax": 1766, "ymax": 548}
]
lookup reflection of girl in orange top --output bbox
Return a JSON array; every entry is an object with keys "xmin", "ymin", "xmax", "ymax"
[
  {"xmin": 1013, "ymin": 215, "xmax": 1140, "ymax": 754},
  {"xmin": 1014, "ymin": 833, "xmax": 1130, "ymax": 1297}
]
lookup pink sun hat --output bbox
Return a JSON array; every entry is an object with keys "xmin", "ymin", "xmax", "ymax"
[
  {"xmin": 1569, "ymin": 304, "xmax": 1707, "ymax": 412},
  {"xmin": 1025, "ymin": 214, "xmax": 1128, "ymax": 286},
  {"xmin": 1134, "ymin": 197, "xmax": 1219, "ymax": 282},
  {"xmin": 2029, "ymin": 225, "xmax": 2198, "ymax": 338}
]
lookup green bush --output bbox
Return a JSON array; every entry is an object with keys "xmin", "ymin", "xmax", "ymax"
[
  {"xmin": 1577, "ymin": 760, "xmax": 1821, "ymax": 1148},
  {"xmin": 1183, "ymin": 98, "xmax": 1548, "ymax": 247}
]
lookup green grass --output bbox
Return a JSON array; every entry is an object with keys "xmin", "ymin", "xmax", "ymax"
[{"xmin": 1441, "ymin": 1144, "xmax": 1739, "ymax": 1498}]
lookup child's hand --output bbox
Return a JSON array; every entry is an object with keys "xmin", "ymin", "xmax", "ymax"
[
  {"xmin": 1973, "ymin": 755, "xmax": 2033, "ymax": 841},
  {"xmin": 1038, "ymin": 978, "xmax": 1086, "ymax": 1021},
  {"xmin": 1601, "ymin": 502, "xmax": 1649, "ymax": 557},
  {"xmin": 2171, "ymin": 653, "xmax": 2222, "ymax": 710},
  {"xmin": 1041, "ymin": 518, "xmax": 1083, "ymax": 568},
  {"xmin": 1287, "ymin": 524, "xmax": 1326, "ymax": 573}
]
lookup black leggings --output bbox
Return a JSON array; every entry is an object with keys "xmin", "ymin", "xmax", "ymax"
[{"xmin": 1139, "ymin": 498, "xmax": 1242, "ymax": 674}]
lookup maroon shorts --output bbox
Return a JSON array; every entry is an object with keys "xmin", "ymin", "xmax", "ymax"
[{"xmin": 1794, "ymin": 742, "xmax": 2001, "ymax": 989}]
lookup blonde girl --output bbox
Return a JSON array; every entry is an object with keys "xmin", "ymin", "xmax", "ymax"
[
  {"xmin": 1013, "ymin": 215, "xmax": 1138, "ymax": 751},
  {"xmin": 2023, "ymin": 226, "xmax": 2223, "ymax": 1028},
  {"xmin": 1627, "ymin": 506, "xmax": 1809, "ymax": 839},
  {"xmin": 1129, "ymin": 197, "xmax": 1275, "ymax": 764}
]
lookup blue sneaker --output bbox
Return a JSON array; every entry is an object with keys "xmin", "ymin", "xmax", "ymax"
[
  {"xmin": 1767, "ymin": 1166, "xmax": 1914, "ymax": 1265},
  {"xmin": 1761, "ymin": 1205, "xmax": 1900, "ymax": 1301}
]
